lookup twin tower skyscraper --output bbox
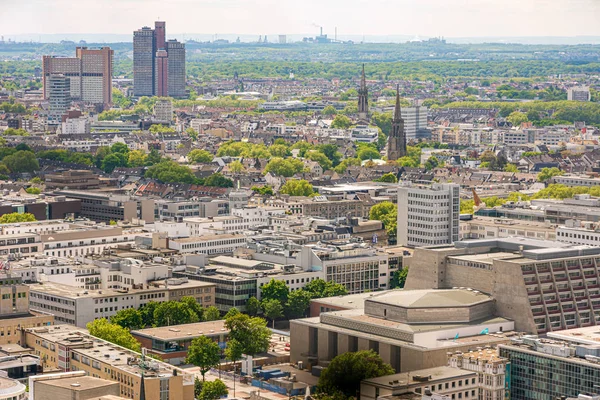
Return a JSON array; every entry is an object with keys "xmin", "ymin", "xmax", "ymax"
[{"xmin": 133, "ymin": 21, "xmax": 186, "ymax": 98}]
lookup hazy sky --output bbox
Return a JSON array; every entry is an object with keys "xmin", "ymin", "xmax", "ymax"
[{"xmin": 1, "ymin": 0, "xmax": 600, "ymax": 38}]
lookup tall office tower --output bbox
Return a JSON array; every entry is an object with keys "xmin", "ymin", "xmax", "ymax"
[
  {"xmin": 154, "ymin": 49, "xmax": 169, "ymax": 97},
  {"xmin": 133, "ymin": 26, "xmax": 155, "ymax": 97},
  {"xmin": 357, "ymin": 64, "xmax": 368, "ymax": 121},
  {"xmin": 397, "ymin": 182, "xmax": 460, "ymax": 247},
  {"xmin": 166, "ymin": 40, "xmax": 186, "ymax": 98},
  {"xmin": 42, "ymin": 47, "xmax": 113, "ymax": 108},
  {"xmin": 47, "ymin": 74, "xmax": 71, "ymax": 126},
  {"xmin": 387, "ymin": 85, "xmax": 406, "ymax": 161},
  {"xmin": 133, "ymin": 21, "xmax": 186, "ymax": 98}
]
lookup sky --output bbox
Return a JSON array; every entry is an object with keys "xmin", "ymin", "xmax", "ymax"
[{"xmin": 1, "ymin": 0, "xmax": 600, "ymax": 39}]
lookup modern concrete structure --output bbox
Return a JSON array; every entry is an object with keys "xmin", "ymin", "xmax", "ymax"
[
  {"xmin": 30, "ymin": 373, "xmax": 120, "ymax": 400},
  {"xmin": 290, "ymin": 289, "xmax": 514, "ymax": 373},
  {"xmin": 404, "ymin": 237, "xmax": 600, "ymax": 334},
  {"xmin": 23, "ymin": 325, "xmax": 195, "ymax": 400},
  {"xmin": 133, "ymin": 26, "xmax": 155, "ymax": 97},
  {"xmin": 567, "ymin": 86, "xmax": 591, "ymax": 102},
  {"xmin": 153, "ymin": 98, "xmax": 173, "ymax": 122},
  {"xmin": 397, "ymin": 183, "xmax": 460, "ymax": 247},
  {"xmin": 0, "ymin": 375, "xmax": 26, "ymax": 400},
  {"xmin": 400, "ymin": 106, "xmax": 429, "ymax": 140},
  {"xmin": 166, "ymin": 40, "xmax": 186, "ymax": 98},
  {"xmin": 43, "ymin": 47, "xmax": 113, "ymax": 108},
  {"xmin": 44, "ymin": 170, "xmax": 100, "ymax": 190}
]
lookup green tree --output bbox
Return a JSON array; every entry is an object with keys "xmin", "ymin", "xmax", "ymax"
[
  {"xmin": 203, "ymin": 306, "xmax": 221, "ymax": 322},
  {"xmin": 225, "ymin": 338, "xmax": 244, "ymax": 365},
  {"xmin": 154, "ymin": 301, "xmax": 200, "ymax": 326},
  {"xmin": 261, "ymin": 299, "xmax": 284, "ymax": 328},
  {"xmin": 280, "ymin": 179, "xmax": 314, "ymax": 196},
  {"xmin": 140, "ymin": 302, "xmax": 159, "ymax": 327},
  {"xmin": 285, "ymin": 289, "xmax": 312, "ymax": 319},
  {"xmin": 371, "ymin": 112, "xmax": 393, "ymax": 135},
  {"xmin": 357, "ymin": 147, "xmax": 381, "ymax": 161},
  {"xmin": 260, "ymin": 278, "xmax": 289, "ymax": 303},
  {"xmin": 316, "ymin": 144, "xmax": 342, "ymax": 167},
  {"xmin": 330, "ymin": 114, "xmax": 352, "ymax": 129},
  {"xmin": 268, "ymin": 144, "xmax": 290, "ymax": 158},
  {"xmin": 304, "ymin": 279, "xmax": 348, "ymax": 299},
  {"xmin": 538, "ymin": 167, "xmax": 564, "ymax": 182},
  {"xmin": 128, "ymin": 150, "xmax": 148, "ymax": 167},
  {"xmin": 146, "ymin": 148, "xmax": 162, "ymax": 165},
  {"xmin": 188, "ymin": 149, "xmax": 214, "ymax": 163},
  {"xmin": 111, "ymin": 142, "xmax": 130, "ymax": 155},
  {"xmin": 228, "ymin": 160, "xmax": 245, "ymax": 173},
  {"xmin": 87, "ymin": 318, "xmax": 141, "ymax": 352},
  {"xmin": 110, "ymin": 308, "xmax": 144, "ymax": 330},
  {"xmin": 375, "ymin": 173, "xmax": 397, "ymax": 183},
  {"xmin": 182, "ymin": 296, "xmax": 205, "ymax": 321},
  {"xmin": 264, "ymin": 157, "xmax": 305, "ymax": 177},
  {"xmin": 246, "ymin": 296, "xmax": 261, "ymax": 316},
  {"xmin": 390, "ymin": 268, "xmax": 409, "ymax": 289},
  {"xmin": 322, "ymin": 105, "xmax": 337, "ymax": 116},
  {"xmin": 424, "ymin": 156, "xmax": 440, "ymax": 171},
  {"xmin": 290, "ymin": 141, "xmax": 313, "ymax": 157},
  {"xmin": 251, "ymin": 186, "xmax": 274, "ymax": 196},
  {"xmin": 25, "ymin": 187, "xmax": 41, "ymax": 195},
  {"xmin": 306, "ymin": 151, "xmax": 333, "ymax": 171},
  {"xmin": 203, "ymin": 173, "xmax": 234, "ymax": 188},
  {"xmin": 146, "ymin": 160, "xmax": 197, "ymax": 184},
  {"xmin": 101, "ymin": 153, "xmax": 125, "ymax": 173},
  {"xmin": 369, "ymin": 201, "xmax": 397, "ymax": 239},
  {"xmin": 225, "ymin": 313, "xmax": 271, "ymax": 356},
  {"xmin": 186, "ymin": 336, "xmax": 222, "ymax": 381},
  {"xmin": 318, "ymin": 350, "xmax": 395, "ymax": 398},
  {"xmin": 506, "ymin": 111, "xmax": 528, "ymax": 126},
  {"xmin": 3, "ymin": 150, "xmax": 39, "ymax": 173},
  {"xmin": 198, "ymin": 379, "xmax": 228, "ymax": 400},
  {"xmin": 0, "ymin": 213, "xmax": 36, "ymax": 224}
]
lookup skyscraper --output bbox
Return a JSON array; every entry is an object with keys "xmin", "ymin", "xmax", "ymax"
[
  {"xmin": 47, "ymin": 74, "xmax": 70, "ymax": 126},
  {"xmin": 133, "ymin": 21, "xmax": 186, "ymax": 98},
  {"xmin": 42, "ymin": 47, "xmax": 113, "ymax": 108},
  {"xmin": 387, "ymin": 85, "xmax": 406, "ymax": 161},
  {"xmin": 357, "ymin": 64, "xmax": 368, "ymax": 121}
]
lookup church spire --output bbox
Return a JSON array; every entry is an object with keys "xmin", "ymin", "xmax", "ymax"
[
  {"xmin": 393, "ymin": 84, "xmax": 401, "ymax": 121},
  {"xmin": 388, "ymin": 84, "xmax": 406, "ymax": 161},
  {"xmin": 357, "ymin": 64, "xmax": 369, "ymax": 121}
]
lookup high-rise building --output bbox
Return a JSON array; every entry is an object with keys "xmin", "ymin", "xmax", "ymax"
[
  {"xmin": 133, "ymin": 26, "xmax": 155, "ymax": 97},
  {"xmin": 47, "ymin": 74, "xmax": 70, "ymax": 126},
  {"xmin": 387, "ymin": 85, "xmax": 406, "ymax": 161},
  {"xmin": 567, "ymin": 86, "xmax": 591, "ymax": 102},
  {"xmin": 167, "ymin": 40, "xmax": 186, "ymax": 98},
  {"xmin": 154, "ymin": 98, "xmax": 173, "ymax": 121},
  {"xmin": 397, "ymin": 182, "xmax": 460, "ymax": 247},
  {"xmin": 42, "ymin": 47, "xmax": 113, "ymax": 108},
  {"xmin": 133, "ymin": 21, "xmax": 185, "ymax": 98},
  {"xmin": 401, "ymin": 106, "xmax": 429, "ymax": 140},
  {"xmin": 357, "ymin": 64, "xmax": 368, "ymax": 121}
]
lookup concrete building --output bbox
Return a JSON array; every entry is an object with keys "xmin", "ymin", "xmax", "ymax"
[
  {"xmin": 0, "ymin": 193, "xmax": 80, "ymax": 222},
  {"xmin": 168, "ymin": 234, "xmax": 247, "ymax": 255},
  {"xmin": 400, "ymin": 106, "xmax": 429, "ymax": 140},
  {"xmin": 290, "ymin": 289, "xmax": 514, "ymax": 373},
  {"xmin": 360, "ymin": 366, "xmax": 478, "ymax": 400},
  {"xmin": 61, "ymin": 117, "xmax": 90, "ymax": 135},
  {"xmin": 459, "ymin": 216, "xmax": 556, "ymax": 241},
  {"xmin": 44, "ymin": 170, "xmax": 100, "ymax": 190},
  {"xmin": 397, "ymin": 183, "xmax": 460, "ymax": 247},
  {"xmin": 23, "ymin": 325, "xmax": 195, "ymax": 400},
  {"xmin": 29, "ymin": 277, "xmax": 215, "ymax": 327},
  {"xmin": 404, "ymin": 237, "xmax": 600, "ymax": 334},
  {"xmin": 47, "ymin": 74, "xmax": 70, "ymax": 126},
  {"xmin": 447, "ymin": 348, "xmax": 508, "ymax": 400},
  {"xmin": 30, "ymin": 372, "xmax": 120, "ymax": 400},
  {"xmin": 0, "ymin": 375, "xmax": 26, "ymax": 400},
  {"xmin": 166, "ymin": 40, "xmax": 186, "ymax": 99},
  {"xmin": 131, "ymin": 320, "xmax": 228, "ymax": 365},
  {"xmin": 153, "ymin": 99, "xmax": 173, "ymax": 122},
  {"xmin": 499, "ymin": 332, "xmax": 600, "ymax": 400},
  {"xmin": 567, "ymin": 86, "xmax": 591, "ymax": 102},
  {"xmin": 133, "ymin": 27, "xmax": 155, "ymax": 97},
  {"xmin": 43, "ymin": 47, "xmax": 113, "ymax": 108}
]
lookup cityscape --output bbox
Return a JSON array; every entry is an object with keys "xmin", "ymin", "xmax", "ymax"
[{"xmin": 0, "ymin": 2, "xmax": 599, "ymax": 400}]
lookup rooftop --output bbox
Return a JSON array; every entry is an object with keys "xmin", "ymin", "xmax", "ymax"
[
  {"xmin": 131, "ymin": 320, "xmax": 228, "ymax": 341},
  {"xmin": 170, "ymin": 234, "xmax": 244, "ymax": 243},
  {"xmin": 362, "ymin": 366, "xmax": 475, "ymax": 388},
  {"xmin": 367, "ymin": 289, "xmax": 492, "ymax": 308},
  {"xmin": 548, "ymin": 326, "xmax": 600, "ymax": 346},
  {"xmin": 36, "ymin": 376, "xmax": 118, "ymax": 391}
]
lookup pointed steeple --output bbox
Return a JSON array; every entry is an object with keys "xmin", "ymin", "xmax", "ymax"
[
  {"xmin": 360, "ymin": 64, "xmax": 367, "ymax": 91},
  {"xmin": 393, "ymin": 84, "xmax": 401, "ymax": 121},
  {"xmin": 358, "ymin": 64, "xmax": 369, "ymax": 121},
  {"xmin": 388, "ymin": 84, "xmax": 406, "ymax": 161}
]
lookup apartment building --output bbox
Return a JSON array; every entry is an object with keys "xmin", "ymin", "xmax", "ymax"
[
  {"xmin": 168, "ymin": 234, "xmax": 247, "ymax": 255},
  {"xmin": 447, "ymin": 349, "xmax": 508, "ymax": 400},
  {"xmin": 397, "ymin": 182, "xmax": 460, "ymax": 247},
  {"xmin": 23, "ymin": 325, "xmax": 195, "ymax": 400},
  {"xmin": 459, "ymin": 216, "xmax": 556, "ymax": 241},
  {"xmin": 29, "ymin": 277, "xmax": 215, "ymax": 327},
  {"xmin": 405, "ymin": 237, "xmax": 600, "ymax": 334}
]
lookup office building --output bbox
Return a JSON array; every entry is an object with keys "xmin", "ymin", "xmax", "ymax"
[
  {"xmin": 131, "ymin": 320, "xmax": 229, "ymax": 365},
  {"xmin": 401, "ymin": 106, "xmax": 429, "ymax": 140},
  {"xmin": 499, "ymin": 332, "xmax": 600, "ymax": 400},
  {"xmin": 447, "ymin": 348, "xmax": 508, "ymax": 400},
  {"xmin": 133, "ymin": 21, "xmax": 185, "ymax": 98},
  {"xmin": 404, "ymin": 237, "xmax": 600, "ymax": 334},
  {"xmin": 168, "ymin": 234, "xmax": 247, "ymax": 255},
  {"xmin": 153, "ymin": 98, "xmax": 173, "ymax": 122},
  {"xmin": 0, "ymin": 192, "xmax": 80, "ymax": 222},
  {"xmin": 397, "ymin": 183, "xmax": 460, "ymax": 247},
  {"xmin": 42, "ymin": 47, "xmax": 113, "ymax": 108},
  {"xmin": 47, "ymin": 75, "xmax": 70, "ymax": 126},
  {"xmin": 567, "ymin": 86, "xmax": 591, "ymax": 102},
  {"xmin": 290, "ymin": 288, "xmax": 514, "ymax": 373},
  {"xmin": 30, "ymin": 372, "xmax": 120, "ymax": 400},
  {"xmin": 0, "ymin": 376, "xmax": 26, "ymax": 400},
  {"xmin": 23, "ymin": 325, "xmax": 195, "ymax": 400},
  {"xmin": 44, "ymin": 170, "xmax": 100, "ymax": 190}
]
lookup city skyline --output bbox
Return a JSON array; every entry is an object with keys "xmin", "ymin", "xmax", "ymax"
[{"xmin": 2, "ymin": 0, "xmax": 600, "ymax": 40}]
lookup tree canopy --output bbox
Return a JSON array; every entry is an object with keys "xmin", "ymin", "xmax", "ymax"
[{"xmin": 87, "ymin": 318, "xmax": 141, "ymax": 352}]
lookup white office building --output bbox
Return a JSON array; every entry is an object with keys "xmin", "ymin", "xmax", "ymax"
[
  {"xmin": 153, "ymin": 98, "xmax": 173, "ymax": 121},
  {"xmin": 401, "ymin": 106, "xmax": 429, "ymax": 140},
  {"xmin": 567, "ymin": 86, "xmax": 591, "ymax": 102},
  {"xmin": 397, "ymin": 182, "xmax": 460, "ymax": 247}
]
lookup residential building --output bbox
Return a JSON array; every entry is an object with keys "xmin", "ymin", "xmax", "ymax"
[
  {"xmin": 47, "ymin": 75, "xmax": 70, "ymax": 126},
  {"xmin": 290, "ymin": 288, "xmax": 514, "ymax": 373},
  {"xmin": 23, "ymin": 325, "xmax": 195, "ymax": 400},
  {"xmin": 153, "ymin": 98, "xmax": 173, "ymax": 122},
  {"xmin": 447, "ymin": 348, "xmax": 508, "ymax": 400},
  {"xmin": 404, "ymin": 237, "xmax": 600, "ymax": 334},
  {"xmin": 28, "ymin": 277, "xmax": 215, "ymax": 327},
  {"xmin": 567, "ymin": 86, "xmax": 591, "ymax": 102},
  {"xmin": 61, "ymin": 117, "xmax": 90, "ymax": 135},
  {"xmin": 131, "ymin": 320, "xmax": 229, "ymax": 365},
  {"xmin": 360, "ymin": 367, "xmax": 478, "ymax": 400},
  {"xmin": 42, "ymin": 47, "xmax": 113, "ymax": 108},
  {"xmin": 397, "ymin": 183, "xmax": 460, "ymax": 247}
]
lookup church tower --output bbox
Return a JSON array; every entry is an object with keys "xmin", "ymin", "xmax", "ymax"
[
  {"xmin": 388, "ymin": 85, "xmax": 406, "ymax": 161},
  {"xmin": 357, "ymin": 64, "xmax": 369, "ymax": 121}
]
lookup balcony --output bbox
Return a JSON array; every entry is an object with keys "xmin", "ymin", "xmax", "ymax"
[
  {"xmin": 521, "ymin": 270, "xmax": 536, "ymax": 275},
  {"xmin": 554, "ymin": 277, "xmax": 569, "ymax": 282},
  {"xmin": 543, "ymin": 288, "xmax": 556, "ymax": 294},
  {"xmin": 538, "ymin": 278, "xmax": 553, "ymax": 284},
  {"xmin": 529, "ymin": 300, "xmax": 543, "ymax": 306},
  {"xmin": 567, "ymin": 265, "xmax": 581, "ymax": 271}
]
